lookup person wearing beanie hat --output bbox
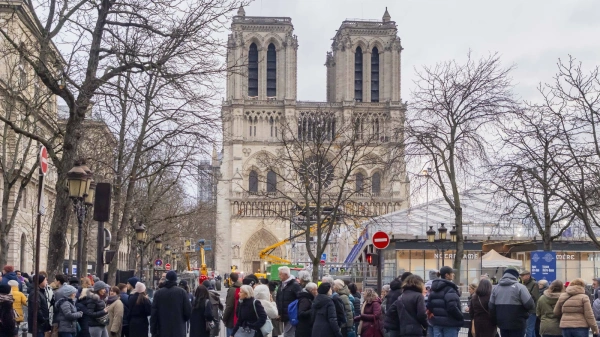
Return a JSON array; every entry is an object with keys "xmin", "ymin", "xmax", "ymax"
[
  {"xmin": 128, "ymin": 282, "xmax": 151, "ymax": 337},
  {"xmin": 1, "ymin": 264, "xmax": 23, "ymax": 292},
  {"xmin": 242, "ymin": 274, "xmax": 259, "ymax": 288},
  {"xmin": 426, "ymin": 266, "xmax": 464, "ymax": 335},
  {"xmin": 93, "ymin": 280, "xmax": 108, "ymax": 296},
  {"xmin": 150, "ymin": 270, "xmax": 191, "ymax": 337},
  {"xmin": 69, "ymin": 277, "xmax": 79, "ymax": 286},
  {"xmin": 54, "ymin": 284, "xmax": 83, "ymax": 336},
  {"xmin": 312, "ymin": 282, "xmax": 341, "ymax": 337},
  {"xmin": 0, "ymin": 284, "xmax": 10, "ymax": 294},
  {"xmin": 127, "ymin": 277, "xmax": 139, "ymax": 293},
  {"xmin": 77, "ymin": 279, "xmax": 108, "ymax": 337},
  {"xmin": 488, "ymin": 268, "xmax": 535, "ymax": 337},
  {"xmin": 134, "ymin": 282, "xmax": 146, "ymax": 294},
  {"xmin": 8, "ymin": 279, "xmax": 27, "ymax": 325}
]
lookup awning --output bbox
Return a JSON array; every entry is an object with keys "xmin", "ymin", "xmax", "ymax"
[{"xmin": 482, "ymin": 249, "xmax": 523, "ymax": 268}]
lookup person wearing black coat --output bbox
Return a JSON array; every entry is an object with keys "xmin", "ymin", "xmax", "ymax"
[
  {"xmin": 150, "ymin": 271, "xmax": 192, "ymax": 337},
  {"xmin": 349, "ymin": 283, "xmax": 362, "ymax": 334},
  {"xmin": 275, "ymin": 267, "xmax": 302, "ymax": 336},
  {"xmin": 296, "ymin": 285, "xmax": 317, "ymax": 337},
  {"xmin": 27, "ymin": 275, "xmax": 51, "ymax": 337},
  {"xmin": 189, "ymin": 285, "xmax": 214, "ymax": 337},
  {"xmin": 127, "ymin": 283, "xmax": 151, "ymax": 337},
  {"xmin": 76, "ymin": 286, "xmax": 108, "ymax": 337},
  {"xmin": 311, "ymin": 283, "xmax": 343, "ymax": 337},
  {"xmin": 117, "ymin": 284, "xmax": 130, "ymax": 337},
  {"xmin": 394, "ymin": 275, "xmax": 428, "ymax": 337},
  {"xmin": 384, "ymin": 279, "xmax": 403, "ymax": 337},
  {"xmin": 231, "ymin": 285, "xmax": 267, "ymax": 337},
  {"xmin": 426, "ymin": 267, "xmax": 464, "ymax": 337}
]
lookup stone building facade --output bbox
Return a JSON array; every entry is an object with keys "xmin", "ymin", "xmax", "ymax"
[{"xmin": 216, "ymin": 7, "xmax": 409, "ymax": 274}]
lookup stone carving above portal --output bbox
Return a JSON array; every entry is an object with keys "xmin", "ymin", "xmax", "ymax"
[{"xmin": 243, "ymin": 148, "xmax": 251, "ymax": 157}]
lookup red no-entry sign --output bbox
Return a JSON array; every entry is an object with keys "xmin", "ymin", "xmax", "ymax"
[
  {"xmin": 320, "ymin": 260, "xmax": 325, "ymax": 266},
  {"xmin": 372, "ymin": 231, "xmax": 390, "ymax": 250},
  {"xmin": 165, "ymin": 263, "xmax": 171, "ymax": 271},
  {"xmin": 39, "ymin": 146, "xmax": 48, "ymax": 175}
]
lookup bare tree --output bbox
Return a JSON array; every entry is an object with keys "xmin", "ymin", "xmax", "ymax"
[
  {"xmin": 245, "ymin": 107, "xmax": 402, "ymax": 281},
  {"xmin": 0, "ymin": 0, "xmax": 242, "ymax": 277},
  {"xmin": 490, "ymin": 104, "xmax": 573, "ymax": 250},
  {"xmin": 405, "ymin": 52, "xmax": 516, "ymax": 284}
]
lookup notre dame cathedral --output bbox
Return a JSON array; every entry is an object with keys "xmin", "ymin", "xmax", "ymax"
[{"xmin": 215, "ymin": 6, "xmax": 409, "ymax": 274}]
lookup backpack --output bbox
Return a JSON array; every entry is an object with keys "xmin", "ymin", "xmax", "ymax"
[{"xmin": 288, "ymin": 299, "xmax": 299, "ymax": 326}]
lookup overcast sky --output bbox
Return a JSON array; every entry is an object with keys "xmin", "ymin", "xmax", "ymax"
[{"xmin": 240, "ymin": 0, "xmax": 600, "ymax": 103}]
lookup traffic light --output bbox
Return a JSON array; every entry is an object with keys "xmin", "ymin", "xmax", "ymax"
[{"xmin": 366, "ymin": 253, "xmax": 379, "ymax": 266}]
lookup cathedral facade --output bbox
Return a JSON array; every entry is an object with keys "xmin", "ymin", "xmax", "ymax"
[{"xmin": 215, "ymin": 7, "xmax": 409, "ymax": 274}]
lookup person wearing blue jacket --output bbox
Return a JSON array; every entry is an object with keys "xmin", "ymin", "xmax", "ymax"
[
  {"xmin": 426, "ymin": 266, "xmax": 464, "ymax": 337},
  {"xmin": 1, "ymin": 266, "xmax": 23, "ymax": 292},
  {"xmin": 489, "ymin": 268, "xmax": 535, "ymax": 337}
]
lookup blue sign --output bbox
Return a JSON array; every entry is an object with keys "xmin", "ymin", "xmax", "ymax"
[
  {"xmin": 531, "ymin": 251, "xmax": 556, "ymax": 282},
  {"xmin": 155, "ymin": 259, "xmax": 163, "ymax": 267},
  {"xmin": 344, "ymin": 228, "xmax": 369, "ymax": 268},
  {"xmin": 321, "ymin": 253, "xmax": 327, "ymax": 261}
]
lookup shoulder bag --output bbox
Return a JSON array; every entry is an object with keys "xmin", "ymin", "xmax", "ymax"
[
  {"xmin": 205, "ymin": 299, "xmax": 215, "ymax": 331},
  {"xmin": 253, "ymin": 299, "xmax": 273, "ymax": 336}
]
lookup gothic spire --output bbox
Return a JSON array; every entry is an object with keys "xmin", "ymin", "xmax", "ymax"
[
  {"xmin": 237, "ymin": 5, "xmax": 246, "ymax": 16},
  {"xmin": 382, "ymin": 7, "xmax": 391, "ymax": 22}
]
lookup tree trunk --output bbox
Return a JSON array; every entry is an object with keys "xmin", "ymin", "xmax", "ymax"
[
  {"xmin": 453, "ymin": 206, "xmax": 464, "ymax": 285},
  {"xmin": 68, "ymin": 226, "xmax": 74, "ymax": 275},
  {"xmin": 0, "ymin": 230, "xmax": 9, "ymax": 268},
  {"xmin": 312, "ymin": 257, "xmax": 319, "ymax": 282},
  {"xmin": 0, "ymin": 191, "xmax": 10, "ymax": 267}
]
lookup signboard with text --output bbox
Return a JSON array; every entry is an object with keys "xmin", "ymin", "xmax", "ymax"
[{"xmin": 531, "ymin": 251, "xmax": 556, "ymax": 282}]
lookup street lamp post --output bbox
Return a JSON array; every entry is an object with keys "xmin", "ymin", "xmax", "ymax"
[
  {"xmin": 155, "ymin": 238, "xmax": 163, "ymax": 259},
  {"xmin": 426, "ymin": 223, "xmax": 457, "ymax": 267},
  {"xmin": 135, "ymin": 224, "xmax": 147, "ymax": 279},
  {"xmin": 67, "ymin": 162, "xmax": 94, "ymax": 279},
  {"xmin": 165, "ymin": 245, "xmax": 171, "ymax": 265}
]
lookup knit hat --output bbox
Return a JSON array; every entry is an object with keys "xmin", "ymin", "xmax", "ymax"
[
  {"xmin": 127, "ymin": 277, "xmax": 139, "ymax": 288},
  {"xmin": 7, "ymin": 280, "xmax": 18, "ymax": 287},
  {"xmin": 243, "ymin": 274, "xmax": 259, "ymax": 287},
  {"xmin": 135, "ymin": 282, "xmax": 146, "ymax": 293},
  {"xmin": 202, "ymin": 280, "xmax": 214, "ymax": 290},
  {"xmin": 93, "ymin": 281, "xmax": 107, "ymax": 292},
  {"xmin": 35, "ymin": 274, "xmax": 46, "ymax": 285},
  {"xmin": 166, "ymin": 271, "xmax": 177, "ymax": 281},
  {"xmin": 62, "ymin": 285, "xmax": 77, "ymax": 297},
  {"xmin": 0, "ymin": 285, "xmax": 11, "ymax": 294},
  {"xmin": 504, "ymin": 268, "xmax": 520, "ymax": 279},
  {"xmin": 179, "ymin": 280, "xmax": 188, "ymax": 287},
  {"xmin": 439, "ymin": 266, "xmax": 454, "ymax": 279},
  {"xmin": 318, "ymin": 283, "xmax": 331, "ymax": 294}
]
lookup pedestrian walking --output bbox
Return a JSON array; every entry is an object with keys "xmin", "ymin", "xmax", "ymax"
[
  {"xmin": 77, "ymin": 282, "xmax": 109, "ymax": 337},
  {"xmin": 107, "ymin": 287, "xmax": 124, "ymax": 337},
  {"xmin": 223, "ymin": 272, "xmax": 242, "ymax": 337},
  {"xmin": 323, "ymin": 276, "xmax": 346, "ymax": 329},
  {"xmin": 468, "ymin": 279, "xmax": 496, "ymax": 337},
  {"xmin": 296, "ymin": 282, "xmax": 316, "ymax": 337},
  {"xmin": 230, "ymin": 285, "xmax": 268, "ymax": 337},
  {"xmin": 426, "ymin": 266, "xmax": 464, "ymax": 337},
  {"xmin": 150, "ymin": 271, "xmax": 192, "ymax": 337},
  {"xmin": 8, "ymin": 280, "xmax": 26, "ymax": 326},
  {"xmin": 381, "ymin": 284, "xmax": 391, "ymax": 314},
  {"xmin": 554, "ymin": 278, "xmax": 599, "ymax": 337},
  {"xmin": 393, "ymin": 274, "xmax": 428, "ymax": 337},
  {"xmin": 333, "ymin": 279, "xmax": 355, "ymax": 336},
  {"xmin": 536, "ymin": 280, "xmax": 564, "ymax": 337},
  {"xmin": 311, "ymin": 283, "xmax": 343, "ymax": 337},
  {"xmin": 0, "ymin": 285, "xmax": 17, "ymax": 337},
  {"xmin": 127, "ymin": 283, "xmax": 151, "ymax": 337},
  {"xmin": 202, "ymin": 280, "xmax": 224, "ymax": 337},
  {"xmin": 28, "ymin": 275, "xmax": 51, "ymax": 337},
  {"xmin": 297, "ymin": 271, "xmax": 311, "ymax": 288},
  {"xmin": 116, "ymin": 284, "xmax": 130, "ymax": 337},
  {"xmin": 275, "ymin": 266, "xmax": 302, "ymax": 337},
  {"xmin": 489, "ymin": 268, "xmax": 534, "ymax": 337},
  {"xmin": 189, "ymin": 285, "xmax": 214, "ymax": 337},
  {"xmin": 54, "ymin": 285, "xmax": 83, "ymax": 337},
  {"xmin": 355, "ymin": 288, "xmax": 383, "ymax": 337},
  {"xmin": 520, "ymin": 270, "xmax": 540, "ymax": 337}
]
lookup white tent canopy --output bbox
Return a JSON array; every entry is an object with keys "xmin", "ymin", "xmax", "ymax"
[{"xmin": 482, "ymin": 249, "xmax": 523, "ymax": 268}]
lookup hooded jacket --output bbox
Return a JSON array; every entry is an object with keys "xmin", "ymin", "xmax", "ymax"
[
  {"xmin": 336, "ymin": 285, "xmax": 354, "ymax": 328},
  {"xmin": 150, "ymin": 280, "xmax": 192, "ymax": 337},
  {"xmin": 554, "ymin": 284, "xmax": 599, "ymax": 334},
  {"xmin": 1, "ymin": 272, "xmax": 22, "ymax": 292},
  {"xmin": 384, "ymin": 282, "xmax": 401, "ymax": 331},
  {"xmin": 296, "ymin": 290, "xmax": 314, "ymax": 337},
  {"xmin": 207, "ymin": 288, "xmax": 224, "ymax": 336},
  {"xmin": 254, "ymin": 285, "xmax": 278, "ymax": 319},
  {"xmin": 536, "ymin": 289, "xmax": 562, "ymax": 336},
  {"xmin": 76, "ymin": 289, "xmax": 107, "ymax": 337},
  {"xmin": 10, "ymin": 285, "xmax": 27, "ymax": 322},
  {"xmin": 358, "ymin": 297, "xmax": 383, "ymax": 337},
  {"xmin": 426, "ymin": 279, "xmax": 464, "ymax": 327},
  {"xmin": 311, "ymin": 294, "xmax": 343, "ymax": 337},
  {"xmin": 386, "ymin": 279, "xmax": 402, "ymax": 306},
  {"xmin": 489, "ymin": 273, "xmax": 534, "ymax": 330}
]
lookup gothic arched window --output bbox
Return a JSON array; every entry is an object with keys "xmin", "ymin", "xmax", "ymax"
[
  {"xmin": 267, "ymin": 43, "xmax": 276, "ymax": 97},
  {"xmin": 371, "ymin": 47, "xmax": 379, "ymax": 102},
  {"xmin": 355, "ymin": 47, "xmax": 363, "ymax": 102},
  {"xmin": 248, "ymin": 43, "xmax": 258, "ymax": 97},
  {"xmin": 249, "ymin": 170, "xmax": 258, "ymax": 193},
  {"xmin": 356, "ymin": 173, "xmax": 364, "ymax": 192},
  {"xmin": 372, "ymin": 172, "xmax": 381, "ymax": 194},
  {"xmin": 267, "ymin": 170, "xmax": 277, "ymax": 193}
]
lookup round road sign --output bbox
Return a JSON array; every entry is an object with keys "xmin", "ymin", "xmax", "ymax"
[
  {"xmin": 320, "ymin": 260, "xmax": 325, "ymax": 266},
  {"xmin": 39, "ymin": 146, "xmax": 49, "ymax": 175},
  {"xmin": 165, "ymin": 263, "xmax": 171, "ymax": 271},
  {"xmin": 154, "ymin": 259, "xmax": 163, "ymax": 267},
  {"xmin": 372, "ymin": 231, "xmax": 390, "ymax": 250}
]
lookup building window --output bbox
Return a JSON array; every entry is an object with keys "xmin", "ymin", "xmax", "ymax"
[
  {"xmin": 249, "ymin": 170, "xmax": 258, "ymax": 193},
  {"xmin": 373, "ymin": 118, "xmax": 380, "ymax": 138},
  {"xmin": 248, "ymin": 116, "xmax": 257, "ymax": 137},
  {"xmin": 267, "ymin": 43, "xmax": 276, "ymax": 97},
  {"xmin": 355, "ymin": 47, "xmax": 363, "ymax": 102},
  {"xmin": 248, "ymin": 43, "xmax": 259, "ymax": 97},
  {"xmin": 298, "ymin": 115, "xmax": 336, "ymax": 141},
  {"xmin": 372, "ymin": 172, "xmax": 381, "ymax": 194},
  {"xmin": 356, "ymin": 173, "xmax": 364, "ymax": 192},
  {"xmin": 371, "ymin": 47, "xmax": 379, "ymax": 102},
  {"xmin": 267, "ymin": 170, "xmax": 277, "ymax": 193}
]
